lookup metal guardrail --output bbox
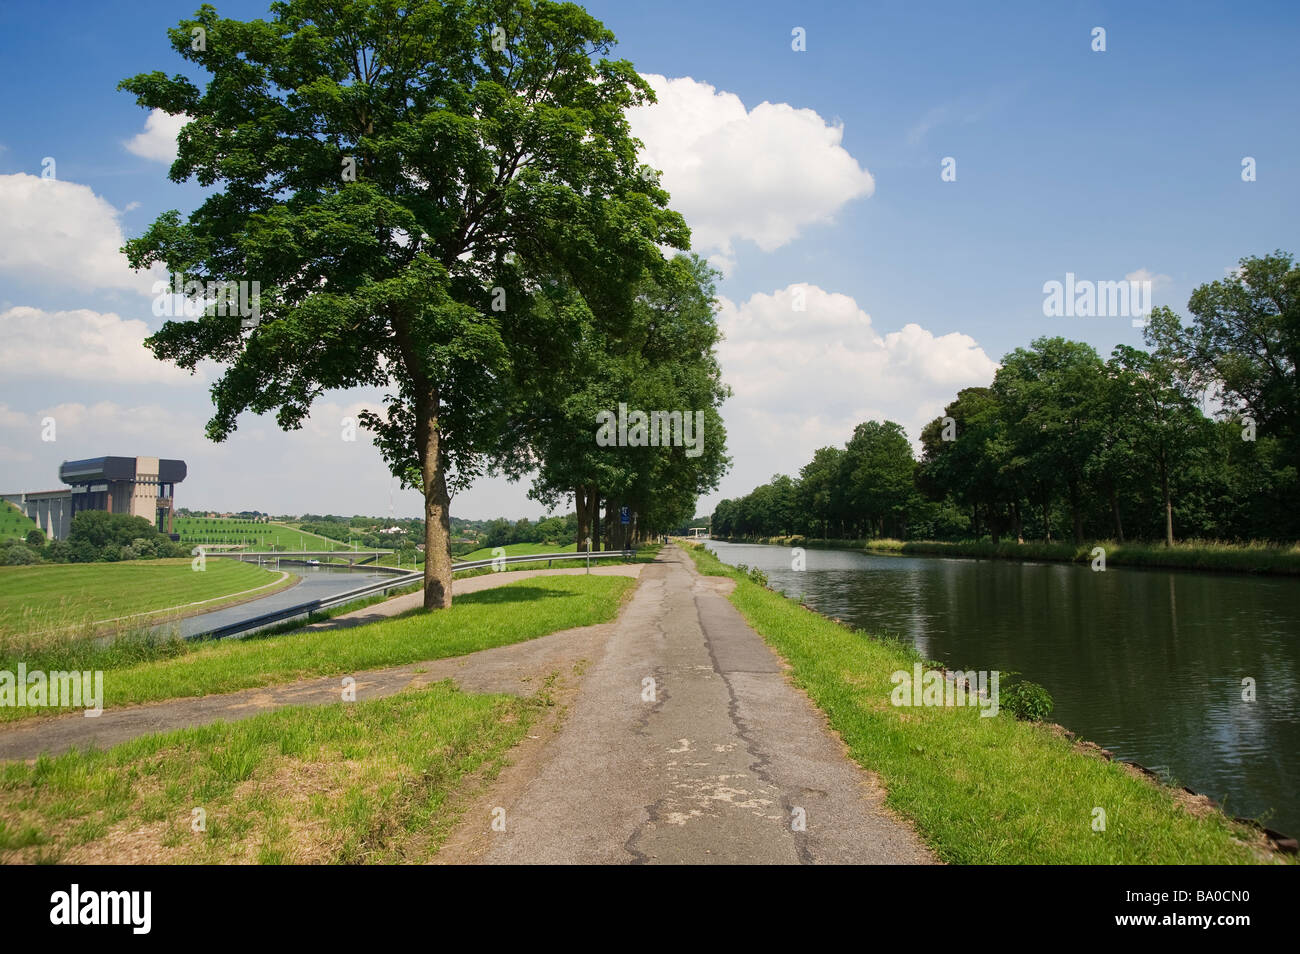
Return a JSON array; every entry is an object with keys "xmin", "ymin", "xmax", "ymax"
[{"xmin": 188, "ymin": 549, "xmax": 637, "ymax": 641}]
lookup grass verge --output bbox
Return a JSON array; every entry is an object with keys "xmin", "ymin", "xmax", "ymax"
[
  {"xmin": 684, "ymin": 543, "xmax": 1287, "ymax": 864},
  {"xmin": 0, "ymin": 681, "xmax": 535, "ymax": 863},
  {"xmin": 0, "ymin": 559, "xmax": 295, "ymax": 644},
  {"xmin": 0, "ymin": 574, "xmax": 634, "ymax": 722}
]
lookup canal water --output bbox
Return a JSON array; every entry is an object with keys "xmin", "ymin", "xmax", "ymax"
[
  {"xmin": 167, "ymin": 564, "xmax": 398, "ymax": 639},
  {"xmin": 705, "ymin": 540, "xmax": 1300, "ymax": 836}
]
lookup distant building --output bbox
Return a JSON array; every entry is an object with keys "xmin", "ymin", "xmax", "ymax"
[{"xmin": 1, "ymin": 456, "xmax": 187, "ymax": 541}]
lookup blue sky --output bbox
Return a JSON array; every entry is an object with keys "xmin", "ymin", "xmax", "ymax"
[{"xmin": 1, "ymin": 0, "xmax": 1297, "ymax": 518}]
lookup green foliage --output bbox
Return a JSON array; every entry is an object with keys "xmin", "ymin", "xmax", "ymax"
[
  {"xmin": 54, "ymin": 511, "xmax": 185, "ymax": 563},
  {"xmin": 999, "ymin": 680, "xmax": 1055, "ymax": 722},
  {"xmin": 120, "ymin": 0, "xmax": 688, "ymax": 606},
  {"xmin": 0, "ymin": 543, "xmax": 37, "ymax": 566},
  {"xmin": 0, "ymin": 501, "xmax": 39, "ymax": 543},
  {"xmin": 521, "ymin": 254, "xmax": 731, "ymax": 548},
  {"xmin": 733, "ymin": 563, "xmax": 769, "ymax": 588}
]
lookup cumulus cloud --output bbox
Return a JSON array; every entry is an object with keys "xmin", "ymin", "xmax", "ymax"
[
  {"xmin": 123, "ymin": 108, "xmax": 190, "ymax": 163},
  {"xmin": 0, "ymin": 174, "xmax": 162, "ymax": 294},
  {"xmin": 627, "ymin": 75, "xmax": 874, "ymax": 273},
  {"xmin": 1125, "ymin": 268, "xmax": 1172, "ymax": 290},
  {"xmin": 0, "ymin": 306, "xmax": 200, "ymax": 385},
  {"xmin": 713, "ymin": 283, "xmax": 998, "ymax": 493}
]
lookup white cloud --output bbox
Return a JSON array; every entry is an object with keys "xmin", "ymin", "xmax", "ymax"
[
  {"xmin": 0, "ymin": 306, "xmax": 200, "ymax": 385},
  {"xmin": 627, "ymin": 75, "xmax": 874, "ymax": 273},
  {"xmin": 0, "ymin": 174, "xmax": 162, "ymax": 294},
  {"xmin": 123, "ymin": 108, "xmax": 190, "ymax": 163},
  {"xmin": 1125, "ymin": 268, "xmax": 1172, "ymax": 290},
  {"xmin": 713, "ymin": 283, "xmax": 997, "ymax": 494},
  {"xmin": 0, "ymin": 404, "xmax": 31, "ymax": 429}
]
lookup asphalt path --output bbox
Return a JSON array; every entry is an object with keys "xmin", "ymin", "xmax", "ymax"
[{"xmin": 441, "ymin": 545, "xmax": 935, "ymax": 864}]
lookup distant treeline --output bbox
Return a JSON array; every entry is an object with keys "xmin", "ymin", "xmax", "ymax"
[
  {"xmin": 714, "ymin": 252, "xmax": 1300, "ymax": 545},
  {"xmin": 0, "ymin": 512, "xmax": 188, "ymax": 566}
]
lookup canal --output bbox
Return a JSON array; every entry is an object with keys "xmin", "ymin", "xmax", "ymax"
[
  {"xmin": 165, "ymin": 564, "xmax": 400, "ymax": 639},
  {"xmin": 705, "ymin": 539, "xmax": 1300, "ymax": 836}
]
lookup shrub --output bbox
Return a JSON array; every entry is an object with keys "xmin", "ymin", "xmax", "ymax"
[
  {"xmin": 1, "ymin": 542, "xmax": 37, "ymax": 566},
  {"xmin": 1000, "ymin": 680, "xmax": 1055, "ymax": 721},
  {"xmin": 734, "ymin": 563, "xmax": 770, "ymax": 588}
]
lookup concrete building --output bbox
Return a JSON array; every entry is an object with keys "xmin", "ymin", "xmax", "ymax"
[{"xmin": 2, "ymin": 456, "xmax": 187, "ymax": 541}]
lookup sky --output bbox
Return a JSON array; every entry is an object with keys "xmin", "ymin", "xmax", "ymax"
[{"xmin": 1, "ymin": 0, "xmax": 1297, "ymax": 520}]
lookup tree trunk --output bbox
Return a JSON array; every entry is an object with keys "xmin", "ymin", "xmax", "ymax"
[
  {"xmin": 591, "ymin": 493, "xmax": 602, "ymax": 551},
  {"xmin": 1012, "ymin": 500, "xmax": 1024, "ymax": 543},
  {"xmin": 418, "ymin": 392, "xmax": 453, "ymax": 610},
  {"xmin": 1041, "ymin": 492, "xmax": 1051, "ymax": 543},
  {"xmin": 575, "ymin": 486, "xmax": 591, "ymax": 551},
  {"xmin": 603, "ymin": 498, "xmax": 617, "ymax": 550},
  {"xmin": 1110, "ymin": 486, "xmax": 1125, "ymax": 542},
  {"xmin": 1161, "ymin": 460, "xmax": 1174, "ymax": 547},
  {"xmin": 1068, "ymin": 479, "xmax": 1084, "ymax": 545}
]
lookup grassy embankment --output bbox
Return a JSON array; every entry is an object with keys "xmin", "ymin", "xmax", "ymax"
[
  {"xmin": 0, "ymin": 573, "xmax": 635, "ymax": 722},
  {"xmin": 720, "ymin": 534, "xmax": 1300, "ymax": 576},
  {"xmin": 259, "ymin": 543, "xmax": 658, "ymax": 632},
  {"xmin": 0, "ymin": 501, "xmax": 39, "ymax": 542},
  {"xmin": 0, "ymin": 559, "xmax": 296, "ymax": 651},
  {"xmin": 174, "ymin": 517, "xmax": 359, "ymax": 552},
  {"xmin": 0, "ymin": 682, "xmax": 537, "ymax": 863},
  {"xmin": 684, "ymin": 542, "xmax": 1288, "ymax": 864}
]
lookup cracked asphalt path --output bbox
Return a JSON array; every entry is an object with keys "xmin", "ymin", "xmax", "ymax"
[{"xmin": 446, "ymin": 544, "xmax": 935, "ymax": 865}]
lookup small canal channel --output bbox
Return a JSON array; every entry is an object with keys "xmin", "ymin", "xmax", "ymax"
[
  {"xmin": 166, "ymin": 563, "xmax": 399, "ymax": 639},
  {"xmin": 705, "ymin": 539, "xmax": 1300, "ymax": 836}
]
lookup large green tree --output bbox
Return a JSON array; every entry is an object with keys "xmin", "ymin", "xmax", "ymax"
[
  {"xmin": 841, "ymin": 420, "xmax": 916, "ymax": 538},
  {"xmin": 520, "ymin": 255, "xmax": 729, "ymax": 548},
  {"xmin": 120, "ymin": 0, "xmax": 686, "ymax": 607},
  {"xmin": 994, "ymin": 337, "xmax": 1106, "ymax": 544}
]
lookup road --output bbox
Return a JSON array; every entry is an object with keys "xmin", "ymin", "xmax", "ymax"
[
  {"xmin": 168, "ymin": 565, "xmax": 396, "ymax": 638},
  {"xmin": 439, "ymin": 545, "xmax": 935, "ymax": 864}
]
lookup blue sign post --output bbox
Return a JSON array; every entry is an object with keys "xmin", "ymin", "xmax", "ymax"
[{"xmin": 620, "ymin": 506, "xmax": 630, "ymax": 525}]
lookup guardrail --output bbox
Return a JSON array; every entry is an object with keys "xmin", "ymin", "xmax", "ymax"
[{"xmin": 188, "ymin": 549, "xmax": 637, "ymax": 641}]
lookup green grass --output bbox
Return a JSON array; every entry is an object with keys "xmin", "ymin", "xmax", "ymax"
[
  {"xmin": 0, "ymin": 501, "xmax": 39, "ymax": 543},
  {"xmin": 174, "ymin": 517, "xmax": 364, "ymax": 552},
  {"xmin": 0, "ymin": 573, "xmax": 635, "ymax": 721},
  {"xmin": 457, "ymin": 541, "xmax": 579, "ymax": 562},
  {"xmin": 0, "ymin": 682, "xmax": 536, "ymax": 864},
  {"xmin": 684, "ymin": 542, "xmax": 1286, "ymax": 864},
  {"xmin": 0, "ymin": 558, "xmax": 293, "ymax": 647},
  {"xmin": 727, "ymin": 534, "xmax": 1300, "ymax": 576}
]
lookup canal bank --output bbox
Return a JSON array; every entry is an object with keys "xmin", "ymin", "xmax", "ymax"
[{"xmin": 691, "ymin": 541, "xmax": 1297, "ymax": 862}]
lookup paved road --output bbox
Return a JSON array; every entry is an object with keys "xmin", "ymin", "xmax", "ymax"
[
  {"xmin": 441, "ymin": 545, "xmax": 935, "ymax": 865},
  {"xmin": 171, "ymin": 565, "xmax": 396, "ymax": 638}
]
